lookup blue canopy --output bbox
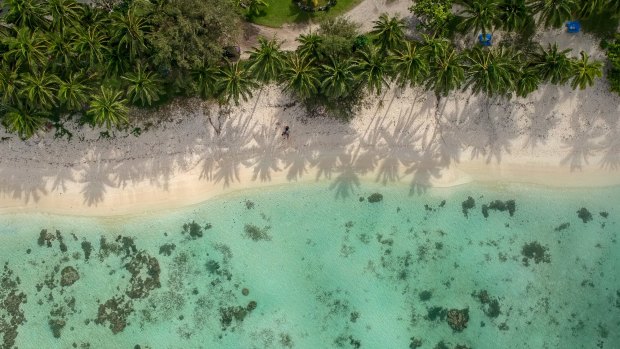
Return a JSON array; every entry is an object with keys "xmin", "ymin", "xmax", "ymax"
[
  {"xmin": 566, "ymin": 21, "xmax": 581, "ymax": 33},
  {"xmin": 478, "ymin": 33, "xmax": 492, "ymax": 46}
]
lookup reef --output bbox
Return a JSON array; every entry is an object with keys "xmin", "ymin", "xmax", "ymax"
[
  {"xmin": 158, "ymin": 243, "xmax": 176, "ymax": 256},
  {"xmin": 426, "ymin": 306, "xmax": 447, "ymax": 321},
  {"xmin": 48, "ymin": 318, "xmax": 66, "ymax": 338},
  {"xmin": 38, "ymin": 229, "xmax": 55, "ymax": 247},
  {"xmin": 472, "ymin": 290, "xmax": 500, "ymax": 318},
  {"xmin": 244, "ymin": 224, "xmax": 272, "ymax": 241},
  {"xmin": 0, "ymin": 264, "xmax": 27, "ymax": 349},
  {"xmin": 577, "ymin": 208, "xmax": 593, "ymax": 223},
  {"xmin": 600, "ymin": 211, "xmax": 609, "ymax": 218},
  {"xmin": 409, "ymin": 337, "xmax": 423, "ymax": 348},
  {"xmin": 125, "ymin": 251, "xmax": 161, "ymax": 299},
  {"xmin": 455, "ymin": 345, "xmax": 472, "ymax": 349},
  {"xmin": 81, "ymin": 241, "xmax": 92, "ymax": 261},
  {"xmin": 481, "ymin": 200, "xmax": 516, "ymax": 218},
  {"xmin": 95, "ymin": 296, "xmax": 133, "ymax": 334},
  {"xmin": 55, "ymin": 230, "xmax": 68, "ymax": 253},
  {"xmin": 219, "ymin": 301, "xmax": 257, "ymax": 330},
  {"xmin": 554, "ymin": 223, "xmax": 570, "ymax": 231},
  {"xmin": 521, "ymin": 242, "xmax": 551, "ymax": 266},
  {"xmin": 446, "ymin": 308, "xmax": 469, "ymax": 332},
  {"xmin": 334, "ymin": 334, "xmax": 361, "ymax": 349},
  {"xmin": 182, "ymin": 221, "xmax": 211, "ymax": 239},
  {"xmin": 367, "ymin": 193, "xmax": 383, "ymax": 203},
  {"xmin": 60, "ymin": 266, "xmax": 80, "ymax": 287},
  {"xmin": 245, "ymin": 200, "xmax": 255, "ymax": 209},
  {"xmin": 419, "ymin": 290, "xmax": 432, "ymax": 302},
  {"xmin": 461, "ymin": 197, "xmax": 475, "ymax": 217}
]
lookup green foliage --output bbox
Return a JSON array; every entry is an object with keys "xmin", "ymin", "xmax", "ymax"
[
  {"xmin": 391, "ymin": 41, "xmax": 429, "ymax": 88},
  {"xmin": 409, "ymin": 0, "xmax": 455, "ymax": 36},
  {"xmin": 370, "ymin": 14, "xmax": 406, "ymax": 53},
  {"xmin": 604, "ymin": 35, "xmax": 620, "ymax": 93},
  {"xmin": 88, "ymin": 86, "xmax": 129, "ymax": 129},
  {"xmin": 2, "ymin": 105, "xmax": 48, "ymax": 139},
  {"xmin": 569, "ymin": 51, "xmax": 603, "ymax": 90},
  {"xmin": 282, "ymin": 53, "xmax": 321, "ymax": 100},
  {"xmin": 463, "ymin": 46, "xmax": 519, "ymax": 97},
  {"xmin": 147, "ymin": 0, "xmax": 242, "ymax": 70},
  {"xmin": 457, "ymin": 0, "xmax": 500, "ymax": 36},
  {"xmin": 498, "ymin": 0, "xmax": 533, "ymax": 32},
  {"xmin": 317, "ymin": 17, "xmax": 360, "ymax": 59},
  {"xmin": 529, "ymin": 0, "xmax": 577, "ymax": 29},
  {"xmin": 528, "ymin": 43, "xmax": 573, "ymax": 84},
  {"xmin": 216, "ymin": 62, "xmax": 258, "ymax": 105},
  {"xmin": 121, "ymin": 64, "xmax": 164, "ymax": 107},
  {"xmin": 246, "ymin": 37, "xmax": 286, "ymax": 83}
]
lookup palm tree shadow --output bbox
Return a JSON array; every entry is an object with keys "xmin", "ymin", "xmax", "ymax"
[
  {"xmin": 79, "ymin": 152, "xmax": 117, "ymax": 206},
  {"xmin": 560, "ymin": 113, "xmax": 603, "ymax": 171},
  {"xmin": 599, "ymin": 130, "xmax": 620, "ymax": 170},
  {"xmin": 406, "ymin": 143, "xmax": 444, "ymax": 195},
  {"xmin": 0, "ymin": 166, "xmax": 48, "ymax": 204},
  {"xmin": 375, "ymin": 111, "xmax": 422, "ymax": 184},
  {"xmin": 247, "ymin": 125, "xmax": 282, "ymax": 182},
  {"xmin": 329, "ymin": 151, "xmax": 360, "ymax": 199}
]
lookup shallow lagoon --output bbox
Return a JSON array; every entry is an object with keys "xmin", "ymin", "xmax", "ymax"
[{"xmin": 0, "ymin": 181, "xmax": 618, "ymax": 349}]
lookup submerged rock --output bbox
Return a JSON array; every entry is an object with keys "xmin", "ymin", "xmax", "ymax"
[
  {"xmin": 521, "ymin": 241, "xmax": 551, "ymax": 266},
  {"xmin": 95, "ymin": 296, "xmax": 133, "ymax": 334},
  {"xmin": 577, "ymin": 208, "xmax": 593, "ymax": 223},
  {"xmin": 49, "ymin": 318, "xmax": 66, "ymax": 338},
  {"xmin": 60, "ymin": 266, "xmax": 80, "ymax": 287},
  {"xmin": 367, "ymin": 193, "xmax": 383, "ymax": 203},
  {"xmin": 446, "ymin": 308, "xmax": 469, "ymax": 332},
  {"xmin": 461, "ymin": 197, "xmax": 475, "ymax": 217},
  {"xmin": 125, "ymin": 251, "xmax": 161, "ymax": 299}
]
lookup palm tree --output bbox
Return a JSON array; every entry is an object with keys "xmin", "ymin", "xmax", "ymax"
[
  {"xmin": 529, "ymin": 43, "xmax": 573, "ymax": 84},
  {"xmin": 74, "ymin": 26, "xmax": 109, "ymax": 69},
  {"xmin": 19, "ymin": 70, "xmax": 59, "ymax": 110},
  {"xmin": 498, "ymin": 0, "xmax": 533, "ymax": 32},
  {"xmin": 354, "ymin": 45, "xmax": 391, "ymax": 95},
  {"xmin": 515, "ymin": 68, "xmax": 541, "ymax": 97},
  {"xmin": 0, "ymin": 63, "xmax": 22, "ymax": 105},
  {"xmin": 48, "ymin": 0, "xmax": 83, "ymax": 33},
  {"xmin": 2, "ymin": 105, "xmax": 48, "ymax": 139},
  {"xmin": 369, "ymin": 14, "xmax": 406, "ymax": 53},
  {"xmin": 320, "ymin": 58, "xmax": 356, "ymax": 99},
  {"xmin": 576, "ymin": 0, "xmax": 606, "ymax": 17},
  {"xmin": 111, "ymin": 8, "xmax": 151, "ymax": 63},
  {"xmin": 569, "ymin": 51, "xmax": 603, "ymax": 90},
  {"xmin": 3, "ymin": 0, "xmax": 50, "ymax": 29},
  {"xmin": 296, "ymin": 33, "xmax": 323, "ymax": 61},
  {"xmin": 58, "ymin": 72, "xmax": 91, "ymax": 111},
  {"xmin": 392, "ymin": 41, "xmax": 429, "ymax": 88},
  {"xmin": 463, "ymin": 46, "xmax": 519, "ymax": 97},
  {"xmin": 424, "ymin": 40, "xmax": 465, "ymax": 98},
  {"xmin": 246, "ymin": 37, "xmax": 286, "ymax": 84},
  {"xmin": 87, "ymin": 86, "xmax": 129, "ymax": 129},
  {"xmin": 529, "ymin": 0, "xmax": 577, "ymax": 29},
  {"xmin": 121, "ymin": 64, "xmax": 164, "ymax": 106},
  {"xmin": 215, "ymin": 61, "xmax": 258, "ymax": 105},
  {"xmin": 457, "ymin": 0, "xmax": 501, "ymax": 36},
  {"xmin": 48, "ymin": 31, "xmax": 77, "ymax": 71},
  {"xmin": 281, "ymin": 53, "xmax": 320, "ymax": 100},
  {"xmin": 4, "ymin": 27, "xmax": 49, "ymax": 70},
  {"xmin": 192, "ymin": 64, "xmax": 219, "ymax": 99}
]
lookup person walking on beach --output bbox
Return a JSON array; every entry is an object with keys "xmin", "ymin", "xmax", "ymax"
[{"xmin": 282, "ymin": 126, "xmax": 290, "ymax": 139}]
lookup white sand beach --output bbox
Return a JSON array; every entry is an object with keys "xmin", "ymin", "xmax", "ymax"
[
  {"xmin": 1, "ymin": 1, "xmax": 619, "ymax": 216},
  {"xmin": 1, "ymin": 72, "xmax": 619, "ymax": 216}
]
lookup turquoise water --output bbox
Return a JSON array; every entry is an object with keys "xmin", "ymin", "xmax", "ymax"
[{"xmin": 0, "ymin": 181, "xmax": 618, "ymax": 349}]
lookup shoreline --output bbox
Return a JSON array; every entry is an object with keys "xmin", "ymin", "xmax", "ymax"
[{"xmin": 1, "ymin": 77, "xmax": 619, "ymax": 217}]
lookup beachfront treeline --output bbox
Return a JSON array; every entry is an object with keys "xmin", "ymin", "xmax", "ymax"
[{"xmin": 0, "ymin": 0, "xmax": 616, "ymax": 139}]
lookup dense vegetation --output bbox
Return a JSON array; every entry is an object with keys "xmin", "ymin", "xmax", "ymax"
[
  {"xmin": 0, "ymin": 0, "xmax": 617, "ymax": 139},
  {"xmin": 605, "ymin": 35, "xmax": 620, "ymax": 93}
]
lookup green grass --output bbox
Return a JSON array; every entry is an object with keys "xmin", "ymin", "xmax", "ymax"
[{"xmin": 249, "ymin": 0, "xmax": 364, "ymax": 28}]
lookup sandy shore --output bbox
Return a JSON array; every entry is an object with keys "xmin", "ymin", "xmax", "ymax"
[{"xmin": 1, "ymin": 70, "xmax": 619, "ymax": 216}]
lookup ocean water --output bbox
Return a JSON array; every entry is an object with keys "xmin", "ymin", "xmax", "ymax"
[{"xmin": 0, "ymin": 181, "xmax": 618, "ymax": 349}]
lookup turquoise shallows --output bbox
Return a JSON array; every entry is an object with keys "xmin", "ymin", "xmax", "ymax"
[{"xmin": 0, "ymin": 181, "xmax": 618, "ymax": 349}]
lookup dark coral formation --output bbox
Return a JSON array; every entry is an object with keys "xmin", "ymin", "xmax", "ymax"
[
  {"xmin": 409, "ymin": 337, "xmax": 423, "ymax": 348},
  {"xmin": 243, "ymin": 224, "xmax": 272, "ymax": 241},
  {"xmin": 481, "ymin": 200, "xmax": 516, "ymax": 218},
  {"xmin": 461, "ymin": 197, "xmax": 475, "ymax": 217},
  {"xmin": 48, "ymin": 318, "xmax": 66, "ymax": 338},
  {"xmin": 446, "ymin": 308, "xmax": 469, "ymax": 332},
  {"xmin": 0, "ymin": 264, "xmax": 27, "ymax": 349},
  {"xmin": 426, "ymin": 306, "xmax": 447, "ymax": 321},
  {"xmin": 472, "ymin": 290, "xmax": 500, "ymax": 318},
  {"xmin": 577, "ymin": 208, "xmax": 593, "ymax": 223},
  {"xmin": 158, "ymin": 243, "xmax": 176, "ymax": 256},
  {"xmin": 38, "ymin": 229, "xmax": 55, "ymax": 247},
  {"xmin": 81, "ymin": 241, "xmax": 92, "ymax": 261},
  {"xmin": 125, "ymin": 252, "xmax": 161, "ymax": 299},
  {"xmin": 419, "ymin": 290, "xmax": 432, "ymax": 302},
  {"xmin": 60, "ymin": 266, "xmax": 79, "ymax": 287},
  {"xmin": 95, "ymin": 296, "xmax": 133, "ymax": 334},
  {"xmin": 219, "ymin": 301, "xmax": 257, "ymax": 330},
  {"xmin": 521, "ymin": 242, "xmax": 551, "ymax": 266},
  {"xmin": 55, "ymin": 230, "xmax": 68, "ymax": 253},
  {"xmin": 182, "ymin": 221, "xmax": 211, "ymax": 239},
  {"xmin": 554, "ymin": 223, "xmax": 570, "ymax": 231},
  {"xmin": 367, "ymin": 193, "xmax": 383, "ymax": 203},
  {"xmin": 599, "ymin": 211, "xmax": 609, "ymax": 218}
]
